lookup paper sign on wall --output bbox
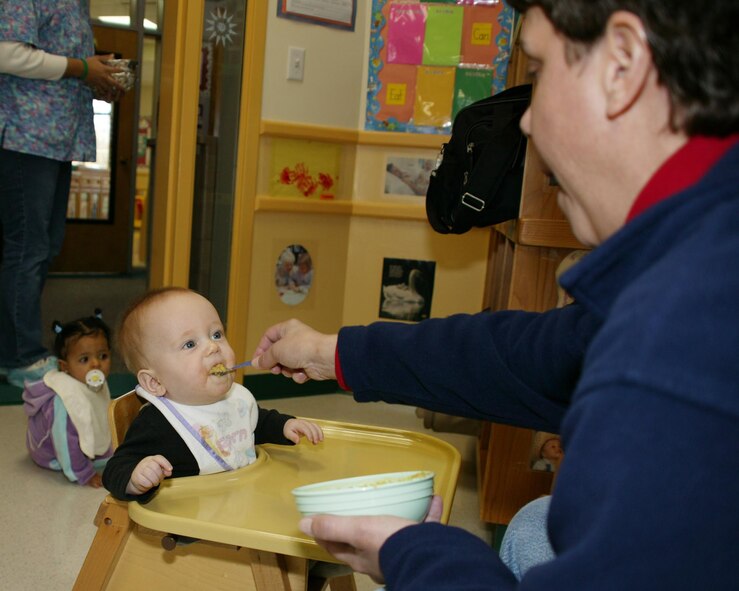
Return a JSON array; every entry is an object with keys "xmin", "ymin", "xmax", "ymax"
[{"xmin": 366, "ymin": 0, "xmax": 516, "ymax": 134}]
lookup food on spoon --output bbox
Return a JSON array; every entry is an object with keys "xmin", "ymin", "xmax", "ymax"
[{"xmin": 209, "ymin": 363, "xmax": 229, "ymax": 376}]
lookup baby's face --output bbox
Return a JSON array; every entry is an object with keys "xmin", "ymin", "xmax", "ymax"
[
  {"xmin": 140, "ymin": 291, "xmax": 236, "ymax": 405},
  {"xmin": 61, "ymin": 333, "xmax": 112, "ymax": 384},
  {"xmin": 541, "ymin": 438, "xmax": 563, "ymax": 461}
]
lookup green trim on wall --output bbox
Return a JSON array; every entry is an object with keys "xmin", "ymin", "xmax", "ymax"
[
  {"xmin": 243, "ymin": 374, "xmax": 343, "ymax": 401},
  {"xmin": 0, "ymin": 373, "xmax": 139, "ymax": 406},
  {"xmin": 491, "ymin": 523, "xmax": 508, "ymax": 551}
]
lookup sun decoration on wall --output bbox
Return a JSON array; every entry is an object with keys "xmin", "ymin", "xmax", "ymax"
[{"xmin": 205, "ymin": 7, "xmax": 238, "ymax": 47}]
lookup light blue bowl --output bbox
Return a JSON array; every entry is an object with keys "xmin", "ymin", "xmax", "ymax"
[{"xmin": 292, "ymin": 470, "xmax": 434, "ymax": 521}]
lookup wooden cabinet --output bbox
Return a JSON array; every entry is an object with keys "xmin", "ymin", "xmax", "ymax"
[
  {"xmin": 477, "ymin": 29, "xmax": 588, "ymax": 525},
  {"xmin": 477, "ymin": 164, "xmax": 586, "ymax": 524}
]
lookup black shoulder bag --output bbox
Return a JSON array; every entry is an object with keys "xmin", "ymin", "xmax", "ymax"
[{"xmin": 426, "ymin": 84, "xmax": 532, "ymax": 234}]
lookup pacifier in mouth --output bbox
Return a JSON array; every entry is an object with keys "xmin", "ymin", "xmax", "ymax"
[{"xmin": 85, "ymin": 369, "xmax": 106, "ymax": 391}]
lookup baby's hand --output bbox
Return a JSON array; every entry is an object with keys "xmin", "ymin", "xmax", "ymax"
[
  {"xmin": 126, "ymin": 455, "xmax": 173, "ymax": 496},
  {"xmin": 284, "ymin": 418, "xmax": 324, "ymax": 445}
]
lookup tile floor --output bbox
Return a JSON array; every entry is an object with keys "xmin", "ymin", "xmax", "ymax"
[{"xmin": 0, "ymin": 393, "xmax": 493, "ymax": 590}]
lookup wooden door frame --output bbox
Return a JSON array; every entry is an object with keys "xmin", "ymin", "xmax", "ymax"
[
  {"xmin": 148, "ymin": 1, "xmax": 203, "ymax": 288},
  {"xmin": 225, "ymin": 2, "xmax": 267, "ymax": 365}
]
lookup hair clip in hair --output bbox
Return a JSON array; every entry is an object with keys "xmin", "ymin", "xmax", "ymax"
[
  {"xmin": 85, "ymin": 369, "xmax": 106, "ymax": 391},
  {"xmin": 53, "ymin": 321, "xmax": 63, "ymax": 334},
  {"xmin": 94, "ymin": 308, "xmax": 103, "ymax": 319}
]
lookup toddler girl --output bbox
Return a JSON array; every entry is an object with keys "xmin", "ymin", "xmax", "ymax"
[{"xmin": 22, "ymin": 310, "xmax": 114, "ymax": 487}]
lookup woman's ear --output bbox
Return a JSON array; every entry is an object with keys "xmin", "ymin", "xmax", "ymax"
[
  {"xmin": 602, "ymin": 11, "xmax": 652, "ymax": 119},
  {"xmin": 137, "ymin": 368, "xmax": 166, "ymax": 397}
]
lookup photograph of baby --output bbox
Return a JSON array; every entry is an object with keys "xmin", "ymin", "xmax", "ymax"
[
  {"xmin": 530, "ymin": 431, "xmax": 564, "ymax": 472},
  {"xmin": 379, "ymin": 258, "xmax": 435, "ymax": 322},
  {"xmin": 274, "ymin": 244, "xmax": 314, "ymax": 306},
  {"xmin": 384, "ymin": 156, "xmax": 436, "ymax": 196}
]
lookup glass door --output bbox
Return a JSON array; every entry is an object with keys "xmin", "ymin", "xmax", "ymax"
[
  {"xmin": 50, "ymin": 25, "xmax": 138, "ymax": 273},
  {"xmin": 189, "ymin": 0, "xmax": 248, "ymax": 318}
]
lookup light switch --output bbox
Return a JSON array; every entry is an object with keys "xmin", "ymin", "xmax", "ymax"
[{"xmin": 287, "ymin": 46, "xmax": 305, "ymax": 81}]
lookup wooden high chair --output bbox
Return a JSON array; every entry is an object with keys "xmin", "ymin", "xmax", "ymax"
[
  {"xmin": 108, "ymin": 390, "xmax": 145, "ymax": 448},
  {"xmin": 73, "ymin": 391, "xmax": 359, "ymax": 591}
]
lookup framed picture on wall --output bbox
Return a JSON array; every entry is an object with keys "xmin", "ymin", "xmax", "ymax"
[
  {"xmin": 277, "ymin": 0, "xmax": 357, "ymax": 31},
  {"xmin": 379, "ymin": 257, "xmax": 435, "ymax": 322},
  {"xmin": 275, "ymin": 244, "xmax": 315, "ymax": 306},
  {"xmin": 384, "ymin": 155, "xmax": 436, "ymax": 196},
  {"xmin": 270, "ymin": 138, "xmax": 340, "ymax": 199}
]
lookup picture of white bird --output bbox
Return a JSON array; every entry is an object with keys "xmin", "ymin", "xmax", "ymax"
[{"xmin": 379, "ymin": 259, "xmax": 435, "ymax": 321}]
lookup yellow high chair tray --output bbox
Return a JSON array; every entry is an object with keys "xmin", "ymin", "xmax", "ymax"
[{"xmin": 76, "ymin": 417, "xmax": 461, "ymax": 591}]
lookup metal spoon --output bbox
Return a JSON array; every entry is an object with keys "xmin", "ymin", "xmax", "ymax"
[{"xmin": 210, "ymin": 360, "xmax": 252, "ymax": 376}]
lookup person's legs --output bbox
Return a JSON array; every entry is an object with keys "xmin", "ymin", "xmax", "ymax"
[
  {"xmin": 498, "ymin": 495, "xmax": 555, "ymax": 580},
  {"xmin": 0, "ymin": 147, "xmax": 69, "ymax": 383}
]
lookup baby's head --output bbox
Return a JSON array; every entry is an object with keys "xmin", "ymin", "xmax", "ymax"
[
  {"xmin": 540, "ymin": 437, "xmax": 563, "ymax": 461},
  {"xmin": 279, "ymin": 249, "xmax": 295, "ymax": 270},
  {"xmin": 118, "ymin": 287, "xmax": 236, "ymax": 405},
  {"xmin": 54, "ymin": 311, "xmax": 112, "ymax": 385},
  {"xmin": 297, "ymin": 252, "xmax": 312, "ymax": 273}
]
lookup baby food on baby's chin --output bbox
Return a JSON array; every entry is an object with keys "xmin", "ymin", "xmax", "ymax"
[{"xmin": 209, "ymin": 363, "xmax": 228, "ymax": 376}]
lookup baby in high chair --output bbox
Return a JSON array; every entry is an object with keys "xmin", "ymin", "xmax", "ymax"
[{"xmin": 102, "ymin": 287, "xmax": 323, "ymax": 502}]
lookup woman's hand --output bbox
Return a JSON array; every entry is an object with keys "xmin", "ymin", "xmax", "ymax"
[
  {"xmin": 252, "ymin": 319, "xmax": 338, "ymax": 384},
  {"xmin": 299, "ymin": 496, "xmax": 443, "ymax": 583},
  {"xmin": 66, "ymin": 53, "xmax": 126, "ymax": 101}
]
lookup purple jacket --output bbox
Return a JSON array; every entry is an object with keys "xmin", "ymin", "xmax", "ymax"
[{"xmin": 23, "ymin": 379, "xmax": 112, "ymax": 485}]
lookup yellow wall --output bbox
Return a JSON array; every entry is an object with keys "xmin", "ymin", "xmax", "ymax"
[
  {"xmin": 246, "ymin": 211, "xmax": 351, "ymax": 348},
  {"xmin": 236, "ymin": 3, "xmax": 492, "ymax": 362},
  {"xmin": 243, "ymin": 208, "xmax": 489, "ymax": 357},
  {"xmin": 342, "ymin": 218, "xmax": 490, "ymax": 326},
  {"xmin": 243, "ymin": 123, "xmax": 491, "ymax": 356}
]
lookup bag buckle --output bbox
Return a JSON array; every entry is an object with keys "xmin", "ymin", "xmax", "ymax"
[{"xmin": 461, "ymin": 192, "xmax": 485, "ymax": 212}]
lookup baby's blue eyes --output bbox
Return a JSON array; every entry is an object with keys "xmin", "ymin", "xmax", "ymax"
[{"xmin": 182, "ymin": 332, "xmax": 223, "ymax": 349}]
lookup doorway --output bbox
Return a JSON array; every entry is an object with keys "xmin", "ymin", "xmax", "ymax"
[{"xmin": 51, "ymin": 25, "xmax": 138, "ymax": 274}]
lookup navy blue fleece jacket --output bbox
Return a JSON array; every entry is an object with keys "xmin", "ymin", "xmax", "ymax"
[{"xmin": 337, "ymin": 144, "xmax": 739, "ymax": 590}]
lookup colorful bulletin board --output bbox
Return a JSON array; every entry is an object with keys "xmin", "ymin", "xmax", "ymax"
[{"xmin": 366, "ymin": 0, "xmax": 517, "ymax": 134}]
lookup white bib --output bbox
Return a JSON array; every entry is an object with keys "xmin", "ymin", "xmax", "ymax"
[
  {"xmin": 44, "ymin": 369, "xmax": 111, "ymax": 458},
  {"xmin": 135, "ymin": 383, "xmax": 260, "ymax": 474}
]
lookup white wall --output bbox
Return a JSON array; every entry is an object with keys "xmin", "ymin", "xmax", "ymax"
[{"xmin": 262, "ymin": 0, "xmax": 371, "ymax": 128}]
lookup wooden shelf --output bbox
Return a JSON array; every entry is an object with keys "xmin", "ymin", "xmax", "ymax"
[
  {"xmin": 494, "ymin": 218, "xmax": 586, "ymax": 249},
  {"xmin": 261, "ymin": 119, "xmax": 448, "ymax": 149},
  {"xmin": 255, "ymin": 195, "xmax": 428, "ymax": 221},
  {"xmin": 477, "ymin": 26, "xmax": 590, "ymax": 526},
  {"xmin": 356, "ymin": 129, "xmax": 447, "ymax": 149},
  {"xmin": 260, "ymin": 120, "xmax": 358, "ymax": 144}
]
